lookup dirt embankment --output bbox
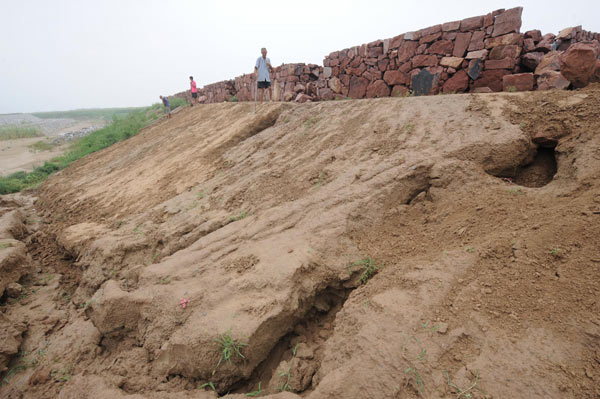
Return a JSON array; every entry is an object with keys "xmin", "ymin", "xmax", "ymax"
[{"xmin": 1, "ymin": 86, "xmax": 599, "ymax": 399}]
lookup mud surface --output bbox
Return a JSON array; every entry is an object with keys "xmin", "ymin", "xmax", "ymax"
[{"xmin": 1, "ymin": 86, "xmax": 599, "ymax": 398}]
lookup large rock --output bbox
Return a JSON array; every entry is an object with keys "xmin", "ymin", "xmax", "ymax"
[
  {"xmin": 537, "ymin": 71, "xmax": 570, "ymax": 91},
  {"xmin": 397, "ymin": 41, "xmax": 419, "ymax": 63},
  {"xmin": 443, "ymin": 70, "xmax": 469, "ymax": 93},
  {"xmin": 366, "ymin": 80, "xmax": 391, "ymax": 98},
  {"xmin": 460, "ymin": 15, "xmax": 484, "ymax": 31},
  {"xmin": 521, "ymin": 52, "xmax": 544, "ymax": 71},
  {"xmin": 453, "ymin": 32, "xmax": 472, "ymax": 57},
  {"xmin": 472, "ymin": 69, "xmax": 510, "ymax": 92},
  {"xmin": 427, "ymin": 40, "xmax": 454, "ymax": 55},
  {"xmin": 465, "ymin": 50, "xmax": 489, "ymax": 59},
  {"xmin": 485, "ymin": 57, "xmax": 516, "ymax": 70},
  {"xmin": 318, "ymin": 88, "xmax": 336, "ymax": 101},
  {"xmin": 485, "ymin": 33, "xmax": 523, "ymax": 48},
  {"xmin": 492, "ymin": 7, "xmax": 523, "ymax": 37},
  {"xmin": 323, "ymin": 67, "xmax": 333, "ymax": 79},
  {"xmin": 412, "ymin": 55, "xmax": 438, "ymax": 67},
  {"xmin": 328, "ymin": 77, "xmax": 342, "ymax": 94},
  {"xmin": 391, "ymin": 85, "xmax": 409, "ymax": 96},
  {"xmin": 535, "ymin": 51, "xmax": 561, "ymax": 75},
  {"xmin": 411, "ymin": 69, "xmax": 439, "ymax": 96},
  {"xmin": 440, "ymin": 57, "xmax": 464, "ymax": 69},
  {"xmin": 348, "ymin": 76, "xmax": 369, "ymax": 99},
  {"xmin": 503, "ymin": 73, "xmax": 534, "ymax": 91},
  {"xmin": 383, "ymin": 70, "xmax": 408, "ymax": 86},
  {"xmin": 468, "ymin": 59, "xmax": 483, "ymax": 79},
  {"xmin": 442, "ymin": 20, "xmax": 460, "ymax": 32},
  {"xmin": 525, "ymin": 30, "xmax": 542, "ymax": 42},
  {"xmin": 295, "ymin": 93, "xmax": 312, "ymax": 103},
  {"xmin": 559, "ymin": 43, "xmax": 598, "ymax": 88},
  {"xmin": 468, "ymin": 31, "xmax": 486, "ymax": 51},
  {"xmin": 489, "ymin": 45, "xmax": 521, "ymax": 60}
]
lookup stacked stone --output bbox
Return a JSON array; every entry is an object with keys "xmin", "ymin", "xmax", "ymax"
[
  {"xmin": 321, "ymin": 7, "xmax": 528, "ymax": 97},
  {"xmin": 519, "ymin": 25, "xmax": 600, "ymax": 90}
]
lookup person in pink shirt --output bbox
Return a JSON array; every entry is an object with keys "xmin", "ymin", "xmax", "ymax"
[{"xmin": 189, "ymin": 76, "xmax": 199, "ymax": 106}]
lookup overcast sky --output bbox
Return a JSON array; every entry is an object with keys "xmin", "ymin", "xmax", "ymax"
[{"xmin": 1, "ymin": 0, "xmax": 598, "ymax": 113}]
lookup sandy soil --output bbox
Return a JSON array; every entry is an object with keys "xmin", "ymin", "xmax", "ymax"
[
  {"xmin": 1, "ymin": 86, "xmax": 599, "ymax": 399},
  {"xmin": 0, "ymin": 138, "xmax": 67, "ymax": 175}
]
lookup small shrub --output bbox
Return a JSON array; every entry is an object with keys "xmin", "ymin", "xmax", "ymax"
[
  {"xmin": 230, "ymin": 96, "xmax": 239, "ymax": 102},
  {"xmin": 347, "ymin": 257, "xmax": 381, "ymax": 284},
  {"xmin": 215, "ymin": 329, "xmax": 247, "ymax": 368}
]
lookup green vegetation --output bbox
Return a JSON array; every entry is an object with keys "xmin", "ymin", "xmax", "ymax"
[
  {"xmin": 0, "ymin": 124, "xmax": 43, "ymax": 140},
  {"xmin": 199, "ymin": 381, "xmax": 216, "ymax": 391},
  {"xmin": 229, "ymin": 96, "xmax": 239, "ymax": 102},
  {"xmin": 277, "ymin": 366, "xmax": 292, "ymax": 392},
  {"xmin": 445, "ymin": 370, "xmax": 480, "ymax": 398},
  {"xmin": 549, "ymin": 248, "xmax": 560, "ymax": 256},
  {"xmin": 405, "ymin": 367, "xmax": 425, "ymax": 394},
  {"xmin": 229, "ymin": 210, "xmax": 248, "ymax": 222},
  {"xmin": 0, "ymin": 99, "xmax": 186, "ymax": 195},
  {"xmin": 28, "ymin": 140, "xmax": 57, "ymax": 152},
  {"xmin": 245, "ymin": 381, "xmax": 263, "ymax": 397},
  {"xmin": 215, "ymin": 329, "xmax": 247, "ymax": 368},
  {"xmin": 0, "ymin": 241, "xmax": 14, "ymax": 249},
  {"xmin": 465, "ymin": 246, "xmax": 474, "ymax": 254},
  {"xmin": 347, "ymin": 257, "xmax": 381, "ymax": 284}
]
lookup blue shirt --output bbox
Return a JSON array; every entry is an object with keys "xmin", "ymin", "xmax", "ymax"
[
  {"xmin": 255, "ymin": 57, "xmax": 271, "ymax": 82},
  {"xmin": 162, "ymin": 97, "xmax": 170, "ymax": 107}
]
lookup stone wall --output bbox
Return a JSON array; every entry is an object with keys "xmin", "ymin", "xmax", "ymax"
[{"xmin": 173, "ymin": 7, "xmax": 600, "ymax": 103}]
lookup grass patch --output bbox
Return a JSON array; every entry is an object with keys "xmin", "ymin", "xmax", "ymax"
[
  {"xmin": 215, "ymin": 329, "xmax": 247, "ymax": 368},
  {"xmin": 28, "ymin": 140, "xmax": 57, "ymax": 152},
  {"xmin": 0, "ymin": 125, "xmax": 43, "ymax": 140},
  {"xmin": 32, "ymin": 107, "xmax": 141, "ymax": 121},
  {"xmin": 405, "ymin": 367, "xmax": 425, "ymax": 394},
  {"xmin": 0, "ymin": 241, "xmax": 14, "ymax": 249},
  {"xmin": 199, "ymin": 381, "xmax": 216, "ymax": 391},
  {"xmin": 229, "ymin": 210, "xmax": 248, "ymax": 222},
  {"xmin": 0, "ymin": 99, "xmax": 186, "ymax": 195},
  {"xmin": 347, "ymin": 257, "xmax": 381, "ymax": 284},
  {"xmin": 245, "ymin": 381, "xmax": 263, "ymax": 396}
]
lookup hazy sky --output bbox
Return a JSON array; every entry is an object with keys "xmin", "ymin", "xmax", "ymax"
[{"xmin": 1, "ymin": 0, "xmax": 598, "ymax": 113}]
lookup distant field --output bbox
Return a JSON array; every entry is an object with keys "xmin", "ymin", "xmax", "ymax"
[
  {"xmin": 31, "ymin": 107, "xmax": 143, "ymax": 121},
  {"xmin": 0, "ymin": 125, "xmax": 43, "ymax": 140}
]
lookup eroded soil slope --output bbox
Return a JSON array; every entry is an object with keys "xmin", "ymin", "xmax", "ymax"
[{"xmin": 1, "ymin": 87, "xmax": 599, "ymax": 399}]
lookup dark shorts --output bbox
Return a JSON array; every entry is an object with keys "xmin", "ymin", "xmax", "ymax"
[
  {"xmin": 257, "ymin": 81, "xmax": 271, "ymax": 89},
  {"xmin": 191, "ymin": 92, "xmax": 198, "ymax": 98}
]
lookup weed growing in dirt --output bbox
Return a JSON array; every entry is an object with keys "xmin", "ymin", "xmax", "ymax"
[
  {"xmin": 199, "ymin": 381, "xmax": 216, "ymax": 391},
  {"xmin": 229, "ymin": 96, "xmax": 239, "ymax": 102},
  {"xmin": 507, "ymin": 187, "xmax": 525, "ymax": 195},
  {"xmin": 507, "ymin": 86, "xmax": 517, "ymax": 93},
  {"xmin": 465, "ymin": 246, "xmax": 474, "ymax": 254},
  {"xmin": 404, "ymin": 122, "xmax": 415, "ymax": 134},
  {"xmin": 0, "ymin": 241, "xmax": 14, "ymax": 249},
  {"xmin": 215, "ymin": 329, "xmax": 247, "ymax": 368},
  {"xmin": 549, "ymin": 248, "xmax": 560, "ymax": 256},
  {"xmin": 51, "ymin": 364, "xmax": 73, "ymax": 383},
  {"xmin": 196, "ymin": 190, "xmax": 208, "ymax": 199},
  {"xmin": 303, "ymin": 116, "xmax": 319, "ymax": 128},
  {"xmin": 445, "ymin": 370, "xmax": 480, "ymax": 398},
  {"xmin": 229, "ymin": 210, "xmax": 248, "ymax": 222},
  {"xmin": 277, "ymin": 366, "xmax": 292, "ymax": 392},
  {"xmin": 245, "ymin": 381, "xmax": 263, "ymax": 396},
  {"xmin": 158, "ymin": 276, "xmax": 171, "ymax": 285},
  {"xmin": 347, "ymin": 258, "xmax": 381, "ymax": 284},
  {"xmin": 405, "ymin": 367, "xmax": 425, "ymax": 394}
]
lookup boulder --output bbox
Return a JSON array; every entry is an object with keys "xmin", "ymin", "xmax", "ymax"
[
  {"xmin": 535, "ymin": 35, "xmax": 556, "ymax": 53},
  {"xmin": 472, "ymin": 69, "xmax": 510, "ymax": 92},
  {"xmin": 348, "ymin": 76, "xmax": 369, "ymax": 99},
  {"xmin": 535, "ymin": 51, "xmax": 561, "ymax": 75},
  {"xmin": 412, "ymin": 55, "xmax": 438, "ymax": 68},
  {"xmin": 465, "ymin": 49, "xmax": 489, "ymax": 59},
  {"xmin": 366, "ymin": 80, "xmax": 391, "ymax": 98},
  {"xmin": 559, "ymin": 43, "xmax": 598, "ymax": 88},
  {"xmin": 468, "ymin": 59, "xmax": 483, "ymax": 79},
  {"xmin": 443, "ymin": 70, "xmax": 469, "ymax": 93},
  {"xmin": 411, "ymin": 69, "xmax": 440, "ymax": 96},
  {"xmin": 485, "ymin": 57, "xmax": 516, "ymax": 70},
  {"xmin": 328, "ymin": 77, "xmax": 342, "ymax": 94},
  {"xmin": 460, "ymin": 15, "xmax": 484, "ymax": 32},
  {"xmin": 473, "ymin": 87, "xmax": 494, "ymax": 93},
  {"xmin": 427, "ymin": 40, "xmax": 454, "ymax": 55},
  {"xmin": 440, "ymin": 57, "xmax": 464, "ymax": 69},
  {"xmin": 536, "ymin": 71, "xmax": 570, "ymax": 91},
  {"xmin": 489, "ymin": 45, "xmax": 521, "ymax": 60},
  {"xmin": 397, "ymin": 41, "xmax": 419, "ymax": 63},
  {"xmin": 442, "ymin": 20, "xmax": 461, "ymax": 32},
  {"xmin": 503, "ymin": 73, "xmax": 534, "ymax": 91},
  {"xmin": 557, "ymin": 26, "xmax": 581, "ymax": 41},
  {"xmin": 485, "ymin": 33, "xmax": 523, "ymax": 49},
  {"xmin": 419, "ymin": 32, "xmax": 442, "ymax": 44},
  {"xmin": 521, "ymin": 52, "xmax": 544, "ymax": 71},
  {"xmin": 453, "ymin": 32, "xmax": 472, "ymax": 57},
  {"xmin": 525, "ymin": 30, "xmax": 542, "ymax": 42},
  {"xmin": 318, "ymin": 88, "xmax": 336, "ymax": 101},
  {"xmin": 523, "ymin": 38, "xmax": 536, "ymax": 52},
  {"xmin": 295, "ymin": 93, "xmax": 312, "ymax": 103},
  {"xmin": 383, "ymin": 70, "xmax": 408, "ymax": 86},
  {"xmin": 468, "ymin": 31, "xmax": 486, "ymax": 51},
  {"xmin": 492, "ymin": 7, "xmax": 523, "ymax": 37},
  {"xmin": 5, "ymin": 282, "xmax": 23, "ymax": 298},
  {"xmin": 323, "ymin": 67, "xmax": 333, "ymax": 79}
]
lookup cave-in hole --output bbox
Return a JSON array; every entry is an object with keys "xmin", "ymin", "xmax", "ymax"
[{"xmin": 495, "ymin": 146, "xmax": 557, "ymax": 188}]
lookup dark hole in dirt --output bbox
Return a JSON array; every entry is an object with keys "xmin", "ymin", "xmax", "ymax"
[
  {"xmin": 492, "ymin": 147, "xmax": 557, "ymax": 188},
  {"xmin": 226, "ymin": 284, "xmax": 353, "ymax": 396}
]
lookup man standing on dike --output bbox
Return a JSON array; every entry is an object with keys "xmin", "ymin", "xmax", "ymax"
[
  {"xmin": 254, "ymin": 47, "xmax": 273, "ymax": 104},
  {"xmin": 189, "ymin": 76, "xmax": 199, "ymax": 106}
]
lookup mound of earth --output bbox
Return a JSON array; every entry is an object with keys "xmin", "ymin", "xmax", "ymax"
[{"xmin": 1, "ymin": 86, "xmax": 599, "ymax": 399}]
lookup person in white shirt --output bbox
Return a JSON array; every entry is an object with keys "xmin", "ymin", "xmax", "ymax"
[{"xmin": 254, "ymin": 48, "xmax": 273, "ymax": 104}]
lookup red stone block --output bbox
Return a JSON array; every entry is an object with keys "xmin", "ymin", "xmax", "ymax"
[
  {"xmin": 383, "ymin": 70, "xmax": 408, "ymax": 85},
  {"xmin": 521, "ymin": 52, "xmax": 544, "ymax": 71},
  {"xmin": 503, "ymin": 73, "xmax": 534, "ymax": 91},
  {"xmin": 492, "ymin": 7, "xmax": 523, "ymax": 37},
  {"xmin": 368, "ymin": 46, "xmax": 383, "ymax": 58},
  {"xmin": 419, "ymin": 32, "xmax": 442, "ymax": 44},
  {"xmin": 348, "ymin": 76, "xmax": 369, "ymax": 98},
  {"xmin": 537, "ymin": 71, "xmax": 570, "ymax": 90},
  {"xmin": 398, "ymin": 41, "xmax": 419, "ymax": 63},
  {"xmin": 489, "ymin": 45, "xmax": 521, "ymax": 60},
  {"xmin": 453, "ymin": 32, "xmax": 472, "ymax": 57},
  {"xmin": 523, "ymin": 38, "xmax": 536, "ymax": 53},
  {"xmin": 417, "ymin": 24, "xmax": 442, "ymax": 37},
  {"xmin": 472, "ymin": 69, "xmax": 510, "ymax": 91},
  {"xmin": 485, "ymin": 33, "xmax": 523, "ymax": 49},
  {"xmin": 412, "ymin": 55, "xmax": 438, "ymax": 68},
  {"xmin": 468, "ymin": 31, "xmax": 486, "ymax": 51},
  {"xmin": 483, "ymin": 13, "xmax": 494, "ymax": 28},
  {"xmin": 443, "ymin": 70, "xmax": 469, "ymax": 93},
  {"xmin": 391, "ymin": 85, "xmax": 409, "ymax": 96},
  {"xmin": 525, "ymin": 30, "xmax": 542, "ymax": 42},
  {"xmin": 378, "ymin": 58, "xmax": 389, "ymax": 72},
  {"xmin": 427, "ymin": 40, "xmax": 454, "ymax": 55},
  {"xmin": 442, "ymin": 21, "xmax": 460, "ymax": 32},
  {"xmin": 485, "ymin": 57, "xmax": 516, "ymax": 70},
  {"xmin": 559, "ymin": 43, "xmax": 598, "ymax": 88},
  {"xmin": 460, "ymin": 15, "xmax": 484, "ymax": 32},
  {"xmin": 366, "ymin": 80, "xmax": 391, "ymax": 98},
  {"xmin": 390, "ymin": 34, "xmax": 404, "ymax": 49}
]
